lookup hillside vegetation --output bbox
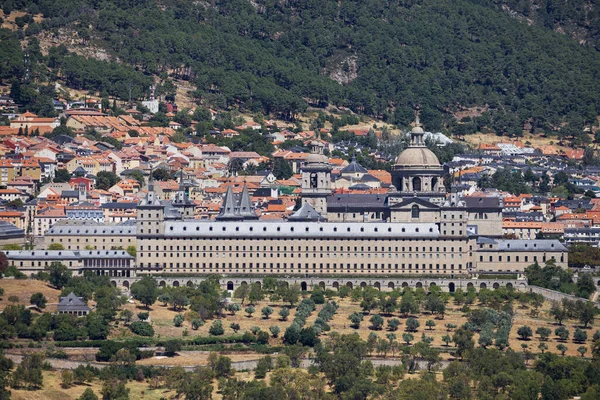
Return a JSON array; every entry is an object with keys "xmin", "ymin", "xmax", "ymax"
[{"xmin": 2, "ymin": 0, "xmax": 600, "ymax": 138}]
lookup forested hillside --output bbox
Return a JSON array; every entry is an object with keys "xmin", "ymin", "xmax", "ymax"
[{"xmin": 2, "ymin": 0, "xmax": 600, "ymax": 137}]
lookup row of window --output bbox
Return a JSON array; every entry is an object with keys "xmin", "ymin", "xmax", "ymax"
[
  {"xmin": 140, "ymin": 223, "xmax": 438, "ymax": 234},
  {"xmin": 139, "ymin": 244, "xmax": 467, "ymax": 252},
  {"xmin": 479, "ymin": 255, "xmax": 564, "ymax": 263},
  {"xmin": 139, "ymin": 252, "xmax": 463, "ymax": 260},
  {"xmin": 139, "ymin": 262, "xmax": 465, "ymax": 271}
]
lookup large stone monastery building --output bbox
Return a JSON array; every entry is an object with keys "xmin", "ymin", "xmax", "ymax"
[{"xmin": 135, "ymin": 118, "xmax": 567, "ymax": 278}]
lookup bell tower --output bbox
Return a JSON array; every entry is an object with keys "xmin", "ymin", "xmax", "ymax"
[{"xmin": 301, "ymin": 134, "xmax": 331, "ymax": 216}]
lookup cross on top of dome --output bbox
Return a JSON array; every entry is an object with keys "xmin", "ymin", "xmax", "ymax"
[{"xmin": 410, "ymin": 107, "xmax": 425, "ymax": 146}]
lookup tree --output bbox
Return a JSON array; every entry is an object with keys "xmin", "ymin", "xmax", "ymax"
[
  {"xmin": 226, "ymin": 303, "xmax": 240, "ymax": 315},
  {"xmin": 478, "ymin": 327, "xmax": 494, "ymax": 349},
  {"xmin": 158, "ymin": 294, "xmax": 170, "ymax": 306},
  {"xmin": 400, "ymin": 292, "xmax": 419, "ymax": 316},
  {"xmin": 48, "ymin": 243, "xmax": 65, "ymax": 250},
  {"xmin": 279, "ymin": 307, "xmax": 290, "ymax": 321},
  {"xmin": 270, "ymin": 326, "xmax": 280, "ymax": 338},
  {"xmin": 96, "ymin": 171, "xmax": 121, "ymax": 190},
  {"xmin": 557, "ymin": 344, "xmax": 568, "ymax": 356},
  {"xmin": 248, "ymin": 283, "xmax": 264, "ymax": 304},
  {"xmin": 446, "ymin": 323, "xmax": 457, "ymax": 332},
  {"xmin": 190, "ymin": 318, "xmax": 202, "ymax": 330},
  {"xmin": 273, "ymin": 158, "xmax": 294, "ymax": 180},
  {"xmin": 151, "ymin": 168, "xmax": 172, "ymax": 181},
  {"xmin": 45, "ymin": 262, "xmax": 72, "ymax": 289},
  {"xmin": 426, "ymin": 319, "xmax": 436, "ymax": 330},
  {"xmin": 574, "ymin": 328, "xmax": 588, "ymax": 343},
  {"xmin": 536, "ymin": 327, "xmax": 551, "ymax": 341},
  {"xmin": 11, "ymin": 353, "xmax": 43, "ymax": 389},
  {"xmin": 77, "ymin": 388, "xmax": 98, "ymax": 400},
  {"xmin": 402, "ymin": 333, "xmax": 414, "ymax": 345},
  {"xmin": 254, "ymin": 356, "xmax": 271, "ymax": 379},
  {"xmin": 128, "ymin": 170, "xmax": 145, "ymax": 187},
  {"xmin": 130, "ymin": 276, "xmax": 158, "ymax": 309},
  {"xmin": 388, "ymin": 318, "xmax": 401, "ymax": 331},
  {"xmin": 164, "ymin": 339, "xmax": 182, "ymax": 356},
  {"xmin": 130, "ymin": 321, "xmax": 154, "ymax": 337},
  {"xmin": 0, "ymin": 251, "xmax": 6, "ymax": 277},
  {"xmin": 233, "ymin": 284, "xmax": 250, "ymax": 305},
  {"xmin": 452, "ymin": 328, "xmax": 474, "ymax": 360},
  {"xmin": 101, "ymin": 379, "xmax": 130, "ymax": 400},
  {"xmin": 61, "ymin": 370, "xmax": 74, "ymax": 388},
  {"xmin": 245, "ymin": 305, "xmax": 255, "ymax": 317},
  {"xmin": 442, "ymin": 334, "xmax": 452, "ymax": 346},
  {"xmin": 29, "ymin": 293, "xmax": 46, "ymax": 309},
  {"xmin": 310, "ymin": 288, "xmax": 326, "ymax": 305},
  {"xmin": 209, "ymin": 320, "xmax": 224, "ymax": 336},
  {"xmin": 555, "ymin": 326, "xmax": 569, "ymax": 341},
  {"xmin": 579, "ymin": 301, "xmax": 596, "ymax": 328},
  {"xmin": 125, "ymin": 246, "xmax": 136, "ymax": 257},
  {"xmin": 229, "ymin": 323, "xmax": 240, "ymax": 333},
  {"xmin": 349, "ymin": 312, "xmax": 363, "ymax": 328},
  {"xmin": 169, "ymin": 291, "xmax": 189, "ymax": 311},
  {"xmin": 576, "ymin": 273, "xmax": 596, "ymax": 298},
  {"xmin": 173, "ymin": 314, "xmax": 184, "ymax": 327},
  {"xmin": 517, "ymin": 326, "xmax": 533, "ymax": 340},
  {"xmin": 577, "ymin": 346, "xmax": 587, "ymax": 357},
  {"xmin": 261, "ymin": 306, "xmax": 274, "ymax": 319},
  {"xmin": 299, "ymin": 327, "xmax": 319, "ymax": 347},
  {"xmin": 550, "ymin": 303, "xmax": 568, "ymax": 325},
  {"xmin": 405, "ymin": 317, "xmax": 420, "ymax": 332},
  {"xmin": 370, "ymin": 314, "xmax": 384, "ymax": 330},
  {"xmin": 283, "ymin": 323, "xmax": 301, "ymax": 345},
  {"xmin": 54, "ymin": 169, "xmax": 71, "ymax": 183},
  {"xmin": 86, "ymin": 312, "xmax": 110, "ymax": 340},
  {"xmin": 281, "ymin": 284, "xmax": 301, "ymax": 307},
  {"xmin": 538, "ymin": 343, "xmax": 548, "ymax": 353}
]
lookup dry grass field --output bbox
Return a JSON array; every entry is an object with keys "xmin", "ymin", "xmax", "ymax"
[
  {"xmin": 459, "ymin": 131, "xmax": 575, "ymax": 152},
  {"xmin": 9, "ymin": 370, "xmax": 175, "ymax": 400},
  {"xmin": 120, "ymin": 292, "xmax": 600, "ymax": 361},
  {"xmin": 0, "ymin": 279, "xmax": 61, "ymax": 313},
  {"xmin": 3, "ymin": 278, "xmax": 600, "ymax": 400}
]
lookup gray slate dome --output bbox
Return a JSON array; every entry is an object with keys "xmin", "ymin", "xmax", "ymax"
[
  {"xmin": 304, "ymin": 152, "xmax": 329, "ymax": 164},
  {"xmin": 341, "ymin": 156, "xmax": 368, "ymax": 174},
  {"xmin": 395, "ymin": 147, "xmax": 440, "ymax": 167}
]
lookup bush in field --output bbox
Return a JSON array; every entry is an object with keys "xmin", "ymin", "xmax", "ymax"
[{"xmin": 129, "ymin": 321, "xmax": 154, "ymax": 337}]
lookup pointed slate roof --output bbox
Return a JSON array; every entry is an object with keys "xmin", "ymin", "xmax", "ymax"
[
  {"xmin": 288, "ymin": 202, "xmax": 326, "ymax": 222},
  {"xmin": 216, "ymin": 183, "xmax": 259, "ymax": 220},
  {"xmin": 341, "ymin": 155, "xmax": 368, "ymax": 174},
  {"xmin": 238, "ymin": 184, "xmax": 258, "ymax": 219},
  {"xmin": 57, "ymin": 292, "xmax": 90, "ymax": 313}
]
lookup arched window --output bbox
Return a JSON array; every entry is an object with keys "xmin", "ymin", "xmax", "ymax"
[
  {"xmin": 412, "ymin": 177, "xmax": 422, "ymax": 191},
  {"xmin": 411, "ymin": 205, "xmax": 420, "ymax": 219},
  {"xmin": 310, "ymin": 173, "xmax": 318, "ymax": 188}
]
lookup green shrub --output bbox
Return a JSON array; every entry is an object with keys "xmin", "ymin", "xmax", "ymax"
[
  {"xmin": 191, "ymin": 319, "xmax": 204, "ymax": 330},
  {"xmin": 173, "ymin": 314, "xmax": 184, "ymax": 327},
  {"xmin": 209, "ymin": 320, "xmax": 224, "ymax": 336},
  {"xmin": 130, "ymin": 321, "xmax": 154, "ymax": 337}
]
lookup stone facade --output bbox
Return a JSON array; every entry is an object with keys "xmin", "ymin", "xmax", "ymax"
[{"xmin": 44, "ymin": 223, "xmax": 136, "ymax": 250}]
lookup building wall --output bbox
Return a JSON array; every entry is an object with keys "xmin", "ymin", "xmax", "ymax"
[
  {"xmin": 45, "ymin": 234, "xmax": 136, "ymax": 250},
  {"xmin": 474, "ymin": 250, "xmax": 567, "ymax": 272},
  {"xmin": 7, "ymin": 254, "xmax": 134, "ymax": 277},
  {"xmin": 137, "ymin": 233, "xmax": 472, "ymax": 276},
  {"xmin": 468, "ymin": 210, "xmax": 503, "ymax": 237},
  {"xmin": 0, "ymin": 166, "xmax": 16, "ymax": 186}
]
